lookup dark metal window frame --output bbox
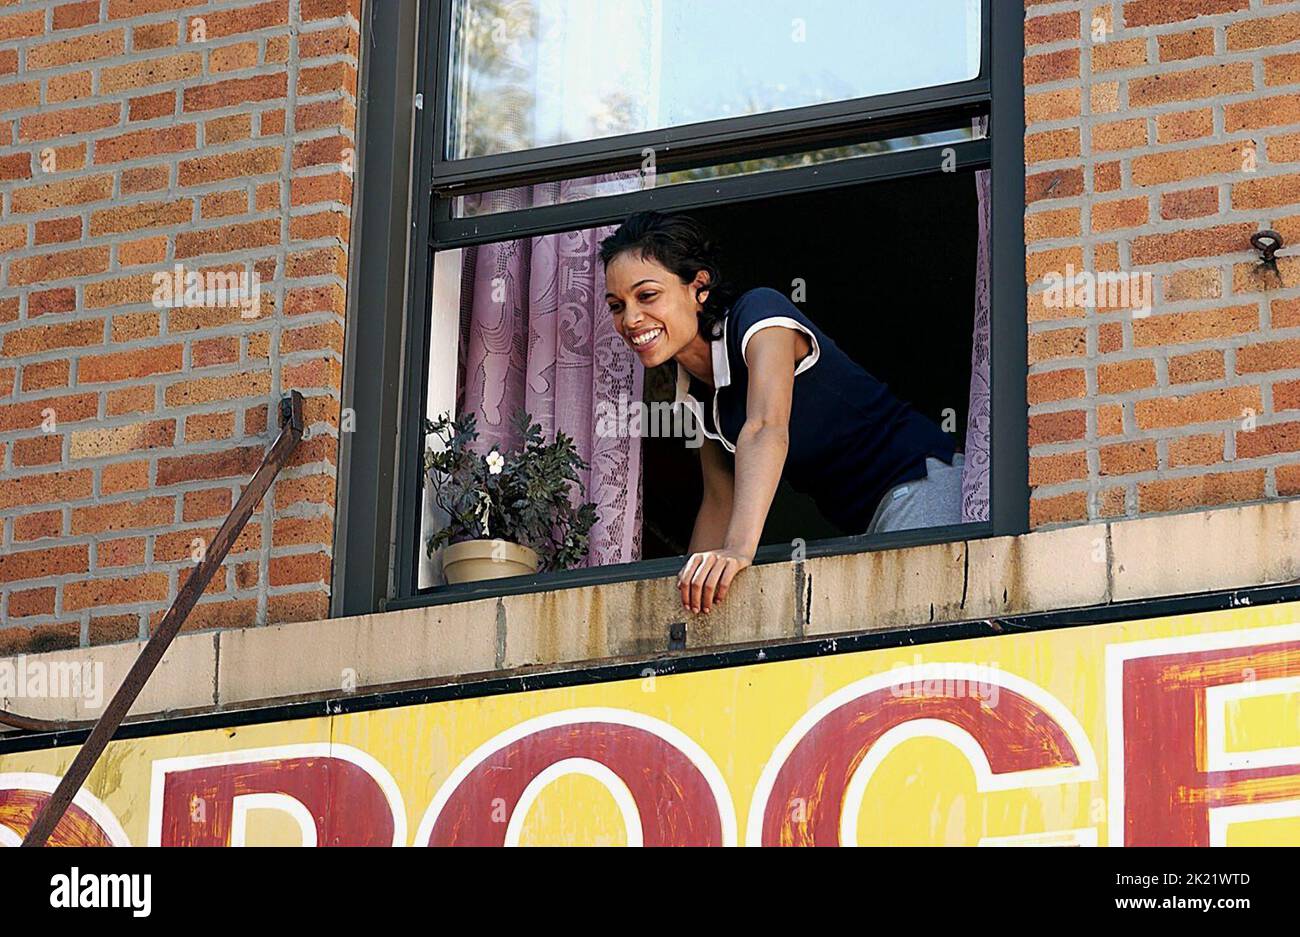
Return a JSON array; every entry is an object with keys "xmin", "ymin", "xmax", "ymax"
[{"xmin": 335, "ymin": 0, "xmax": 1027, "ymax": 616}]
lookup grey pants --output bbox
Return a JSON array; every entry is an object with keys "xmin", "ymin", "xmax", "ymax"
[{"xmin": 865, "ymin": 454, "xmax": 966, "ymax": 535}]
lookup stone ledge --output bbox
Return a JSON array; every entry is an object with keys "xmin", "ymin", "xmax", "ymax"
[{"xmin": 2, "ymin": 498, "xmax": 1298, "ymax": 731}]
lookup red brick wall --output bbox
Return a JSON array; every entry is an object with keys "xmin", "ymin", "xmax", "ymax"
[
  {"xmin": 1025, "ymin": 0, "xmax": 1300, "ymax": 526},
  {"xmin": 0, "ymin": 0, "xmax": 359, "ymax": 653}
]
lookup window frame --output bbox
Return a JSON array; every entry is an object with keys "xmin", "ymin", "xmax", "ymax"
[{"xmin": 334, "ymin": 0, "xmax": 1027, "ymax": 616}]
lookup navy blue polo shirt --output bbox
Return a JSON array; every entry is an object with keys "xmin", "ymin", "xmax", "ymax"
[{"xmin": 675, "ymin": 287, "xmax": 956, "ymax": 535}]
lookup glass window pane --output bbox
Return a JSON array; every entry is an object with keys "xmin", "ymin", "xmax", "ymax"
[
  {"xmin": 453, "ymin": 123, "xmax": 984, "ymax": 217},
  {"xmin": 446, "ymin": 0, "xmax": 983, "ymax": 160}
]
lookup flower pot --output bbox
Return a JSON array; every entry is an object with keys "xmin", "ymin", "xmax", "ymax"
[{"xmin": 441, "ymin": 539, "xmax": 540, "ymax": 584}]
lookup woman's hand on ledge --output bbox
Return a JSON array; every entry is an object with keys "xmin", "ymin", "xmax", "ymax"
[{"xmin": 678, "ymin": 548, "xmax": 753, "ymax": 615}]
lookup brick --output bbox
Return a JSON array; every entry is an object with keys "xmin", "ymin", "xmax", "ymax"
[
  {"xmin": 10, "ymin": 173, "xmax": 114, "ymax": 213},
  {"xmin": 1131, "ymin": 141, "xmax": 1253, "ymax": 186},
  {"xmin": 2, "ymin": 319, "xmax": 104, "ymax": 356},
  {"xmin": 95, "ymin": 123, "xmax": 196, "ymax": 164},
  {"xmin": 1092, "ymin": 196, "xmax": 1147, "ymax": 232},
  {"xmin": 1134, "ymin": 305, "xmax": 1257, "ymax": 348},
  {"xmin": 0, "ymin": 394, "xmax": 98, "ymax": 433},
  {"xmin": 1137, "ymin": 470, "xmax": 1265, "ymax": 513},
  {"xmin": 1092, "ymin": 118, "xmax": 1146, "ymax": 152},
  {"xmin": 1029, "ymin": 491, "xmax": 1087, "ymax": 527},
  {"xmin": 34, "ymin": 216, "xmax": 83, "ymax": 245},
  {"xmin": 210, "ymin": 41, "xmax": 260, "ymax": 73},
  {"xmin": 1026, "ymin": 167, "xmax": 1084, "ymax": 204},
  {"xmin": 53, "ymin": 1, "xmax": 99, "ymax": 30},
  {"xmin": 8, "ymin": 587, "xmax": 55, "ymax": 618},
  {"xmin": 0, "ymin": 545, "xmax": 87, "ymax": 584},
  {"xmin": 63, "ymin": 573, "xmax": 170, "ymax": 611},
  {"xmin": 1025, "ymin": 48, "xmax": 1079, "ymax": 85},
  {"xmin": 1131, "ymin": 223, "xmax": 1257, "ymax": 265},
  {"xmin": 69, "ymin": 418, "xmax": 175, "ymax": 459},
  {"xmin": 205, "ymin": 113, "xmax": 252, "ymax": 144},
  {"xmin": 269, "ymin": 552, "xmax": 330, "ymax": 587},
  {"xmin": 1225, "ymin": 94, "xmax": 1300, "ymax": 133},
  {"xmin": 1238, "ymin": 421, "xmax": 1300, "ymax": 459},
  {"xmin": 1029, "ymin": 450, "xmax": 1088, "ymax": 487},
  {"xmin": 183, "ymin": 72, "xmax": 287, "ymax": 111},
  {"xmin": 21, "ymin": 360, "xmax": 71, "ymax": 392},
  {"xmin": 1264, "ymin": 53, "xmax": 1300, "ymax": 88},
  {"xmin": 79, "ymin": 345, "xmax": 184, "ymax": 383},
  {"xmin": 102, "ymin": 460, "xmax": 151, "ymax": 495},
  {"xmin": 1164, "ymin": 267, "xmax": 1222, "ymax": 302},
  {"xmin": 1100, "ymin": 440, "xmax": 1157, "ymax": 476},
  {"xmin": 298, "ymin": 61, "xmax": 354, "ymax": 97},
  {"xmin": 1231, "ymin": 173, "xmax": 1300, "ymax": 210},
  {"xmin": 0, "ymin": 79, "xmax": 39, "ymax": 110},
  {"xmin": 1155, "ymin": 107, "xmax": 1213, "ymax": 144},
  {"xmin": 97, "ymin": 537, "xmax": 147, "ymax": 568},
  {"xmin": 13, "ymin": 511, "xmax": 63, "ymax": 543},
  {"xmin": 156, "ymin": 446, "xmax": 264, "ymax": 485},
  {"xmin": 1092, "ymin": 37, "xmax": 1147, "ymax": 72},
  {"xmin": 18, "ymin": 102, "xmax": 120, "ymax": 142},
  {"xmin": 122, "ymin": 164, "xmax": 171, "ymax": 193},
  {"xmin": 100, "ymin": 52, "xmax": 202, "ymax": 93},
  {"xmin": 1134, "ymin": 386, "xmax": 1261, "ymax": 430},
  {"xmin": 1226, "ymin": 11, "xmax": 1300, "ymax": 51},
  {"xmin": 0, "ymin": 623, "xmax": 80, "ymax": 657},
  {"xmin": 1097, "ymin": 358, "xmax": 1156, "ymax": 394},
  {"xmin": 174, "ymin": 218, "xmax": 279, "ymax": 259},
  {"xmin": 1029, "ymin": 409, "xmax": 1087, "ymax": 445},
  {"xmin": 1160, "ymin": 186, "xmax": 1217, "ymax": 220},
  {"xmin": 1169, "ymin": 433, "xmax": 1224, "ymax": 466},
  {"xmin": 1169, "ymin": 350, "xmax": 1224, "ymax": 384},
  {"xmin": 13, "ymin": 434, "xmax": 63, "ymax": 467},
  {"xmin": 183, "ymin": 488, "xmax": 233, "ymax": 522},
  {"xmin": 178, "ymin": 146, "xmax": 281, "ymax": 185},
  {"xmin": 1123, "ymin": 0, "xmax": 1248, "ymax": 29},
  {"xmin": 71, "ymin": 496, "xmax": 174, "ymax": 535},
  {"xmin": 89, "ymin": 198, "xmax": 193, "ymax": 236},
  {"xmin": 1158, "ymin": 28, "xmax": 1215, "ymax": 62},
  {"xmin": 27, "ymin": 29, "xmax": 124, "ymax": 70},
  {"xmin": 1236, "ymin": 339, "xmax": 1300, "ymax": 374},
  {"xmin": 1025, "ymin": 128, "xmax": 1080, "ymax": 163},
  {"xmin": 48, "ymin": 70, "xmax": 94, "ymax": 103},
  {"xmin": 128, "ymin": 90, "xmax": 175, "ymax": 121}
]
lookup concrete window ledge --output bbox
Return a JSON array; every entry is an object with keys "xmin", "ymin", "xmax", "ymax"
[{"xmin": 3, "ymin": 498, "xmax": 1299, "ymax": 731}]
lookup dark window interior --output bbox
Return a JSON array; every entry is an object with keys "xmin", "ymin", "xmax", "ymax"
[{"xmin": 640, "ymin": 167, "xmax": 981, "ymax": 559}]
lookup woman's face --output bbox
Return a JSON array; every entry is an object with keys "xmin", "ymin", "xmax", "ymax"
[{"xmin": 605, "ymin": 251, "xmax": 708, "ymax": 368}]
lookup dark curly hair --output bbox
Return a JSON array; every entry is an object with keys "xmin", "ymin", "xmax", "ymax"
[{"xmin": 599, "ymin": 211, "xmax": 733, "ymax": 340}]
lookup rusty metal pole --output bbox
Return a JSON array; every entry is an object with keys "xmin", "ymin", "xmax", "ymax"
[{"xmin": 20, "ymin": 392, "xmax": 305, "ymax": 847}]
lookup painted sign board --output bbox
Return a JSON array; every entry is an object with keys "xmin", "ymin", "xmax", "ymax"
[{"xmin": 2, "ymin": 601, "xmax": 1299, "ymax": 846}]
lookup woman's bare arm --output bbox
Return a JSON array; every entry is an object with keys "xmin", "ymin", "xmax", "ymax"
[
  {"xmin": 687, "ymin": 438, "xmax": 734, "ymax": 554},
  {"xmin": 678, "ymin": 326, "xmax": 809, "ymax": 613}
]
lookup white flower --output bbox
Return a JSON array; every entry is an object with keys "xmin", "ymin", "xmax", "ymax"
[{"xmin": 486, "ymin": 450, "xmax": 504, "ymax": 475}]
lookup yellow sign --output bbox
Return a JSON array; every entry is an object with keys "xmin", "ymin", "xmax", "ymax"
[{"xmin": 3, "ymin": 601, "xmax": 1300, "ymax": 846}]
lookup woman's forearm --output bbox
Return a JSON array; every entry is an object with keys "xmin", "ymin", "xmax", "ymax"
[
  {"xmin": 723, "ymin": 421, "xmax": 789, "ymax": 557},
  {"xmin": 688, "ymin": 495, "xmax": 731, "ymax": 554}
]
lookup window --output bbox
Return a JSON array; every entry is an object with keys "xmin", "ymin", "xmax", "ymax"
[{"xmin": 336, "ymin": 0, "xmax": 1027, "ymax": 613}]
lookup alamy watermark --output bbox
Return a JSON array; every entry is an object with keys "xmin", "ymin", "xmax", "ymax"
[
  {"xmin": 888, "ymin": 657, "xmax": 1001, "ymax": 707},
  {"xmin": 0, "ymin": 656, "xmax": 104, "ymax": 709},
  {"xmin": 596, "ymin": 395, "xmax": 704, "ymax": 448},
  {"xmin": 1041, "ymin": 264, "xmax": 1153, "ymax": 317},
  {"xmin": 151, "ymin": 264, "xmax": 261, "ymax": 318}
]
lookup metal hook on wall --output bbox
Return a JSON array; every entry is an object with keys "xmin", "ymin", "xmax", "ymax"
[{"xmin": 1251, "ymin": 230, "xmax": 1284, "ymax": 276}]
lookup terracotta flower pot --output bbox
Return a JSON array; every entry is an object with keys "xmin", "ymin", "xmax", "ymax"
[{"xmin": 441, "ymin": 539, "xmax": 540, "ymax": 584}]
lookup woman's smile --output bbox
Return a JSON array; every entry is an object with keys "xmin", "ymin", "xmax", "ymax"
[{"xmin": 628, "ymin": 325, "xmax": 665, "ymax": 354}]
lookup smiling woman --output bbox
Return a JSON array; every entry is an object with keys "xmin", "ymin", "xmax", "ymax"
[{"xmin": 601, "ymin": 212, "xmax": 962, "ymax": 613}]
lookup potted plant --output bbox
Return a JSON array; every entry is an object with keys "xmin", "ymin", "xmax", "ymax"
[{"xmin": 423, "ymin": 410, "xmax": 597, "ymax": 584}]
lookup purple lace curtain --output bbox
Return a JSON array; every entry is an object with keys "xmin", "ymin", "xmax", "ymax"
[
  {"xmin": 960, "ymin": 167, "xmax": 992, "ymax": 522},
  {"xmin": 456, "ymin": 178, "xmax": 643, "ymax": 567}
]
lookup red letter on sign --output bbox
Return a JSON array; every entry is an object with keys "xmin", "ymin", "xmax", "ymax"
[
  {"xmin": 421, "ymin": 713, "xmax": 733, "ymax": 846},
  {"xmin": 154, "ymin": 746, "xmax": 401, "ymax": 846},
  {"xmin": 1119, "ymin": 635, "xmax": 1300, "ymax": 846},
  {"xmin": 0, "ymin": 787, "xmax": 121, "ymax": 846},
  {"xmin": 751, "ymin": 668, "xmax": 1091, "ymax": 846}
]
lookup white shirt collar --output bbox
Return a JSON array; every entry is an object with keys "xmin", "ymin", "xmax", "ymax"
[{"xmin": 674, "ymin": 317, "xmax": 730, "ymax": 402}]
